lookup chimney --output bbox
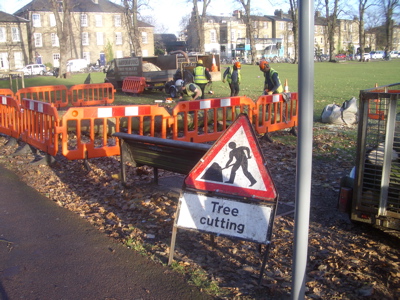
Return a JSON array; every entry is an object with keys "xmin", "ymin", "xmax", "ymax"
[
  {"xmin": 274, "ymin": 9, "xmax": 283, "ymax": 19},
  {"xmin": 92, "ymin": 0, "xmax": 99, "ymax": 4},
  {"xmin": 315, "ymin": 11, "xmax": 321, "ymax": 18},
  {"xmin": 233, "ymin": 10, "xmax": 241, "ymax": 19}
]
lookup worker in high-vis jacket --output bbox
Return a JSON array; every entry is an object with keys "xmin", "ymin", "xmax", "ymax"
[
  {"xmin": 175, "ymin": 79, "xmax": 202, "ymax": 100},
  {"xmin": 222, "ymin": 61, "xmax": 242, "ymax": 96},
  {"xmin": 193, "ymin": 59, "xmax": 211, "ymax": 99},
  {"xmin": 259, "ymin": 60, "xmax": 283, "ymax": 95}
]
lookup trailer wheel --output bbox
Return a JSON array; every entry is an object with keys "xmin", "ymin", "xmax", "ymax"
[{"xmin": 169, "ymin": 86, "xmax": 177, "ymax": 98}]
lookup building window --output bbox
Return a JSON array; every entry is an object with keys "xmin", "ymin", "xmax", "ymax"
[
  {"xmin": 210, "ymin": 30, "xmax": 216, "ymax": 43},
  {"xmin": 0, "ymin": 27, "xmax": 6, "ymax": 42},
  {"xmin": 82, "ymin": 32, "xmax": 89, "ymax": 45},
  {"xmin": 141, "ymin": 32, "xmax": 148, "ymax": 44},
  {"xmin": 115, "ymin": 32, "xmax": 122, "ymax": 45},
  {"xmin": 231, "ymin": 30, "xmax": 235, "ymax": 41},
  {"xmin": 49, "ymin": 14, "xmax": 56, "ymax": 27},
  {"xmin": 263, "ymin": 22, "xmax": 268, "ymax": 28},
  {"xmin": 51, "ymin": 33, "xmax": 59, "ymax": 46},
  {"xmin": 34, "ymin": 33, "xmax": 42, "ymax": 47},
  {"xmin": 279, "ymin": 22, "xmax": 284, "ymax": 30},
  {"xmin": 11, "ymin": 27, "xmax": 20, "ymax": 42},
  {"xmin": 95, "ymin": 15, "xmax": 102, "ymax": 27},
  {"xmin": 114, "ymin": 15, "xmax": 121, "ymax": 27},
  {"xmin": 83, "ymin": 52, "xmax": 90, "ymax": 64},
  {"xmin": 32, "ymin": 14, "xmax": 41, "ymax": 27},
  {"xmin": 349, "ymin": 24, "xmax": 353, "ymax": 32},
  {"xmin": 81, "ymin": 14, "xmax": 88, "ymax": 27},
  {"xmin": 14, "ymin": 51, "xmax": 23, "ymax": 68},
  {"xmin": 96, "ymin": 32, "xmax": 104, "ymax": 45},
  {"xmin": 320, "ymin": 37, "xmax": 323, "ymax": 43},
  {"xmin": 237, "ymin": 32, "xmax": 241, "ymax": 39}
]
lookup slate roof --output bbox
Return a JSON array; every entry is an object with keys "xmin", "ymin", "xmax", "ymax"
[{"xmin": 0, "ymin": 10, "xmax": 29, "ymax": 22}]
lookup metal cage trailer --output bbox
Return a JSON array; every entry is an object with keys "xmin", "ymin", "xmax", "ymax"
[{"xmin": 352, "ymin": 83, "xmax": 400, "ymax": 230}]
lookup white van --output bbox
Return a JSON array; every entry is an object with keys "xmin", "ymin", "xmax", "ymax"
[{"xmin": 66, "ymin": 59, "xmax": 89, "ymax": 72}]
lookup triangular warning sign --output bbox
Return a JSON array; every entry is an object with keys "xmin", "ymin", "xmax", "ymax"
[{"xmin": 185, "ymin": 114, "xmax": 277, "ymax": 201}]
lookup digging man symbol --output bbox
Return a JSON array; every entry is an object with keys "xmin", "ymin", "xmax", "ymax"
[{"xmin": 224, "ymin": 142, "xmax": 257, "ymax": 187}]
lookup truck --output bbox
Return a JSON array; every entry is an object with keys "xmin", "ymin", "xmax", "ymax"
[{"xmin": 104, "ymin": 52, "xmax": 221, "ymax": 93}]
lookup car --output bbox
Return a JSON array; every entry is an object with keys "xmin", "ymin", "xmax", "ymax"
[
  {"xmin": 17, "ymin": 64, "xmax": 47, "ymax": 76},
  {"xmin": 355, "ymin": 53, "xmax": 371, "ymax": 61},
  {"xmin": 335, "ymin": 54, "xmax": 346, "ymax": 60},
  {"xmin": 370, "ymin": 51, "xmax": 384, "ymax": 59}
]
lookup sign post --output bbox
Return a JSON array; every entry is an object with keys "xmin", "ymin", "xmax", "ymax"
[{"xmin": 168, "ymin": 114, "xmax": 279, "ymax": 282}]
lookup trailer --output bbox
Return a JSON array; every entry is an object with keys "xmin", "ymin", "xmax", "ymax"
[
  {"xmin": 349, "ymin": 83, "xmax": 400, "ymax": 230},
  {"xmin": 104, "ymin": 52, "xmax": 221, "ymax": 92}
]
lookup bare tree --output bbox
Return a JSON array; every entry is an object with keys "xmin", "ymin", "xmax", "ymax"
[
  {"xmin": 49, "ymin": 0, "xmax": 75, "ymax": 78},
  {"xmin": 237, "ymin": 0, "xmax": 257, "ymax": 65},
  {"xmin": 357, "ymin": 0, "xmax": 374, "ymax": 61},
  {"xmin": 322, "ymin": 0, "xmax": 342, "ymax": 61},
  {"xmin": 189, "ymin": 0, "xmax": 212, "ymax": 54},
  {"xmin": 382, "ymin": 0, "xmax": 400, "ymax": 51},
  {"xmin": 122, "ymin": 0, "xmax": 143, "ymax": 57},
  {"xmin": 288, "ymin": 0, "xmax": 299, "ymax": 63}
]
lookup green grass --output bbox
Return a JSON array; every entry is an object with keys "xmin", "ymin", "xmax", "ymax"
[{"xmin": 2, "ymin": 59, "xmax": 400, "ymax": 119}]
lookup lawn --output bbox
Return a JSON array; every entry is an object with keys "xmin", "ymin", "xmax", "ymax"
[{"xmin": 1, "ymin": 59, "xmax": 399, "ymax": 120}]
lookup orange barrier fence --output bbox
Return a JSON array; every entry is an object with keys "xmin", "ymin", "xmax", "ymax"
[
  {"xmin": 19, "ymin": 98, "xmax": 61, "ymax": 156},
  {"xmin": 0, "ymin": 89, "xmax": 15, "ymax": 98},
  {"xmin": 59, "ymin": 104, "xmax": 171, "ymax": 160},
  {"xmin": 0, "ymin": 95, "xmax": 22, "ymax": 138},
  {"xmin": 171, "ymin": 96, "xmax": 255, "ymax": 143},
  {"xmin": 254, "ymin": 93, "xmax": 298, "ymax": 135},
  {"xmin": 16, "ymin": 85, "xmax": 69, "ymax": 108},
  {"xmin": 122, "ymin": 77, "xmax": 146, "ymax": 94},
  {"xmin": 69, "ymin": 83, "xmax": 116, "ymax": 106}
]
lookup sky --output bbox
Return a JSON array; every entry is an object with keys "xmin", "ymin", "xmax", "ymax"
[{"xmin": 3, "ymin": 0, "xmax": 289, "ymax": 36}]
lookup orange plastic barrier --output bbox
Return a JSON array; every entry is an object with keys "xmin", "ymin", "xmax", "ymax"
[
  {"xmin": 122, "ymin": 77, "xmax": 146, "ymax": 94},
  {"xmin": 16, "ymin": 85, "xmax": 69, "ymax": 108},
  {"xmin": 59, "ymin": 104, "xmax": 171, "ymax": 160},
  {"xmin": 69, "ymin": 83, "xmax": 116, "ymax": 106},
  {"xmin": 19, "ymin": 98, "xmax": 61, "ymax": 156},
  {"xmin": 0, "ymin": 95, "xmax": 22, "ymax": 138},
  {"xmin": 171, "ymin": 97, "xmax": 255, "ymax": 143},
  {"xmin": 0, "ymin": 88, "xmax": 15, "ymax": 98},
  {"xmin": 254, "ymin": 93, "xmax": 298, "ymax": 135}
]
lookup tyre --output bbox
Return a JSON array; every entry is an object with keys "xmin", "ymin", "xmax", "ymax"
[
  {"xmin": 169, "ymin": 86, "xmax": 177, "ymax": 98},
  {"xmin": 40, "ymin": 70, "xmax": 45, "ymax": 75}
]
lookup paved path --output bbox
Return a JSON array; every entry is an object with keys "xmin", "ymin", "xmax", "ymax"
[{"xmin": 0, "ymin": 164, "xmax": 212, "ymax": 300}]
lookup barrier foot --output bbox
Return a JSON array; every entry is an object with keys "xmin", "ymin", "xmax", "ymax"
[
  {"xmin": 10, "ymin": 143, "xmax": 35, "ymax": 157},
  {"xmin": 30, "ymin": 154, "xmax": 56, "ymax": 166},
  {"xmin": 290, "ymin": 126, "xmax": 297, "ymax": 137},
  {"xmin": 4, "ymin": 137, "xmax": 18, "ymax": 147},
  {"xmin": 261, "ymin": 133, "xmax": 273, "ymax": 143},
  {"xmin": 83, "ymin": 159, "xmax": 91, "ymax": 172}
]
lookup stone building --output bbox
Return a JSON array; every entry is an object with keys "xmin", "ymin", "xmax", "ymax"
[
  {"xmin": 0, "ymin": 11, "xmax": 29, "ymax": 71},
  {"xmin": 13, "ymin": 0, "xmax": 154, "ymax": 68}
]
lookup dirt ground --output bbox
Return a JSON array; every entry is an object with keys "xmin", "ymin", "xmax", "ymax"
[{"xmin": 0, "ymin": 125, "xmax": 399, "ymax": 300}]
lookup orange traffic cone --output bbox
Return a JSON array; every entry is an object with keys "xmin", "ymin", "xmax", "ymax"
[
  {"xmin": 284, "ymin": 79, "xmax": 289, "ymax": 93},
  {"xmin": 211, "ymin": 55, "xmax": 218, "ymax": 72}
]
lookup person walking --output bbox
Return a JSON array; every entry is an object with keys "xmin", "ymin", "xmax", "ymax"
[
  {"xmin": 222, "ymin": 61, "xmax": 242, "ymax": 96},
  {"xmin": 193, "ymin": 59, "xmax": 211, "ymax": 99},
  {"xmin": 259, "ymin": 61, "xmax": 283, "ymax": 95},
  {"xmin": 175, "ymin": 79, "xmax": 202, "ymax": 100},
  {"xmin": 224, "ymin": 141, "xmax": 257, "ymax": 187}
]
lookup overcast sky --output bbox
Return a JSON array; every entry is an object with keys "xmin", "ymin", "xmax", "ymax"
[{"xmin": 3, "ymin": 0, "xmax": 289, "ymax": 36}]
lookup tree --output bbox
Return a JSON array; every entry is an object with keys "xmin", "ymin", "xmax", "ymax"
[
  {"xmin": 190, "ymin": 0, "xmax": 212, "ymax": 54},
  {"xmin": 288, "ymin": 0, "xmax": 299, "ymax": 63},
  {"xmin": 122, "ymin": 0, "xmax": 143, "ymax": 57},
  {"xmin": 237, "ymin": 0, "xmax": 257, "ymax": 65},
  {"xmin": 322, "ymin": 0, "xmax": 342, "ymax": 61},
  {"xmin": 382, "ymin": 0, "xmax": 400, "ymax": 51},
  {"xmin": 357, "ymin": 0, "xmax": 374, "ymax": 61},
  {"xmin": 49, "ymin": 0, "xmax": 76, "ymax": 78}
]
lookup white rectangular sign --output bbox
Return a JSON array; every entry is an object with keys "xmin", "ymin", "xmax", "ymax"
[{"xmin": 176, "ymin": 192, "xmax": 273, "ymax": 244}]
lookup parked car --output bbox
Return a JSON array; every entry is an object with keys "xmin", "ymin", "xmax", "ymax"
[
  {"xmin": 335, "ymin": 54, "xmax": 346, "ymax": 60},
  {"xmin": 355, "ymin": 53, "xmax": 371, "ymax": 61},
  {"xmin": 66, "ymin": 59, "xmax": 89, "ymax": 72},
  {"xmin": 17, "ymin": 64, "xmax": 47, "ymax": 76},
  {"xmin": 370, "ymin": 51, "xmax": 384, "ymax": 59}
]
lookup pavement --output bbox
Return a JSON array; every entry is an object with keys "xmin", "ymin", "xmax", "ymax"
[{"xmin": 0, "ymin": 164, "xmax": 212, "ymax": 300}]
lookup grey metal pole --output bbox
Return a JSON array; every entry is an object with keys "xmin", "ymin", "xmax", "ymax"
[{"xmin": 291, "ymin": 0, "xmax": 314, "ymax": 298}]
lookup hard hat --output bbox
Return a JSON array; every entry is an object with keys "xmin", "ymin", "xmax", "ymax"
[
  {"xmin": 197, "ymin": 59, "xmax": 203, "ymax": 64},
  {"xmin": 234, "ymin": 61, "xmax": 241, "ymax": 69},
  {"xmin": 175, "ymin": 79, "xmax": 184, "ymax": 90},
  {"xmin": 259, "ymin": 60, "xmax": 269, "ymax": 71}
]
